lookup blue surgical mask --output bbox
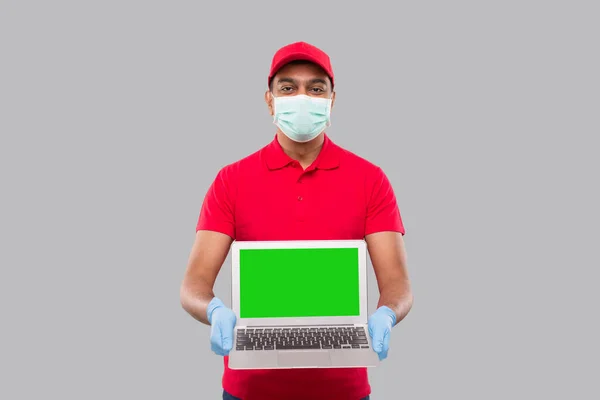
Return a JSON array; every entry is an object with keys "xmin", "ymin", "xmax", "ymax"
[{"xmin": 272, "ymin": 94, "xmax": 332, "ymax": 143}]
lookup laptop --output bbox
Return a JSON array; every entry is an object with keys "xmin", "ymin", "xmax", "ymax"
[{"xmin": 228, "ymin": 239, "xmax": 380, "ymax": 369}]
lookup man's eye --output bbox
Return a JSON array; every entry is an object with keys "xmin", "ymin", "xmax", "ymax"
[
  {"xmin": 281, "ymin": 87, "xmax": 293, "ymax": 92},
  {"xmin": 311, "ymin": 87, "xmax": 325, "ymax": 93}
]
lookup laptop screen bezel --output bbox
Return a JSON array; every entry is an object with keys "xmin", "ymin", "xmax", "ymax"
[{"xmin": 230, "ymin": 239, "xmax": 368, "ymax": 326}]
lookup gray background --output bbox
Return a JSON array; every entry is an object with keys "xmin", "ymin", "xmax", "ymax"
[{"xmin": 1, "ymin": 1, "xmax": 598, "ymax": 399}]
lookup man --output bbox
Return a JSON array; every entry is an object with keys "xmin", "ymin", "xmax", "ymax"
[{"xmin": 180, "ymin": 41, "xmax": 413, "ymax": 400}]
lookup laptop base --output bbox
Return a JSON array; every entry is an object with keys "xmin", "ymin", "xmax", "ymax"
[
  {"xmin": 228, "ymin": 324, "xmax": 380, "ymax": 370},
  {"xmin": 229, "ymin": 348, "xmax": 380, "ymax": 370}
]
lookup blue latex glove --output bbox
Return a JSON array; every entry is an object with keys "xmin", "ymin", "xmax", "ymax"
[
  {"xmin": 207, "ymin": 297, "xmax": 237, "ymax": 356},
  {"xmin": 368, "ymin": 306, "xmax": 397, "ymax": 361}
]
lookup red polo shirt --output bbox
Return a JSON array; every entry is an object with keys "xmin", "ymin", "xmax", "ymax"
[{"xmin": 196, "ymin": 133, "xmax": 405, "ymax": 400}]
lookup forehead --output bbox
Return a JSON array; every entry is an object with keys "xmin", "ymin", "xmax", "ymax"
[{"xmin": 273, "ymin": 62, "xmax": 330, "ymax": 83}]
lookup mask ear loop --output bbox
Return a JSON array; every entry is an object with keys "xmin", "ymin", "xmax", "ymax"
[
  {"xmin": 325, "ymin": 93, "xmax": 333, "ymax": 128},
  {"xmin": 271, "ymin": 92, "xmax": 277, "ymax": 120},
  {"xmin": 271, "ymin": 92, "xmax": 279, "ymax": 125}
]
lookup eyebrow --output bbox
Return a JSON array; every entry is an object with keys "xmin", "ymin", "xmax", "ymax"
[
  {"xmin": 276, "ymin": 77, "xmax": 329, "ymax": 87},
  {"xmin": 276, "ymin": 77, "xmax": 296, "ymax": 85},
  {"xmin": 308, "ymin": 78, "xmax": 328, "ymax": 86}
]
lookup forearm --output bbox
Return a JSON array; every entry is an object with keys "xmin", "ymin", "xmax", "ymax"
[
  {"xmin": 180, "ymin": 277, "xmax": 216, "ymax": 325},
  {"xmin": 180, "ymin": 230, "xmax": 233, "ymax": 325},
  {"xmin": 377, "ymin": 279, "xmax": 413, "ymax": 325}
]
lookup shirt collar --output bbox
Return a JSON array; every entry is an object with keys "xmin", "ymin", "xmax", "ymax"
[{"xmin": 263, "ymin": 133, "xmax": 341, "ymax": 171}]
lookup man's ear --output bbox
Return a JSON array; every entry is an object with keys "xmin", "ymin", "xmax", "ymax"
[
  {"xmin": 331, "ymin": 91, "xmax": 336, "ymax": 109},
  {"xmin": 265, "ymin": 90, "xmax": 274, "ymax": 116}
]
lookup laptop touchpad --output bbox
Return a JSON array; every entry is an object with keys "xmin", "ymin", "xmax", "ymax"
[{"xmin": 278, "ymin": 351, "xmax": 332, "ymax": 368}]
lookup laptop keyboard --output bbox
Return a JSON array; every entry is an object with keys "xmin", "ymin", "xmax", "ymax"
[{"xmin": 235, "ymin": 327, "xmax": 370, "ymax": 351}]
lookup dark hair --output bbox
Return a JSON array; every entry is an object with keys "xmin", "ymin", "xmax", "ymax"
[{"xmin": 269, "ymin": 60, "xmax": 333, "ymax": 91}]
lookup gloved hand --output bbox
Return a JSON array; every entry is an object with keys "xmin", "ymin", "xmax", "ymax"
[
  {"xmin": 368, "ymin": 306, "xmax": 396, "ymax": 361},
  {"xmin": 207, "ymin": 297, "xmax": 237, "ymax": 356}
]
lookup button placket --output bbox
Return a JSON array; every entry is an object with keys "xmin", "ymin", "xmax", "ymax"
[{"xmin": 296, "ymin": 173, "xmax": 306, "ymax": 221}]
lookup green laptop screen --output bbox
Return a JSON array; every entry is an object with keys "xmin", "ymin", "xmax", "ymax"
[{"xmin": 239, "ymin": 247, "xmax": 360, "ymax": 318}]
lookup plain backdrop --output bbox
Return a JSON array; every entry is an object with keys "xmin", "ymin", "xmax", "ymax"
[{"xmin": 1, "ymin": 1, "xmax": 599, "ymax": 399}]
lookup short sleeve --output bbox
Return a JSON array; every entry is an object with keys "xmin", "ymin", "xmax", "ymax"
[
  {"xmin": 196, "ymin": 166, "xmax": 236, "ymax": 239},
  {"xmin": 365, "ymin": 167, "xmax": 405, "ymax": 236}
]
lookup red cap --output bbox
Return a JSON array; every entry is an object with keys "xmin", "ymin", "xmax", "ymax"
[{"xmin": 268, "ymin": 41, "xmax": 334, "ymax": 88}]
